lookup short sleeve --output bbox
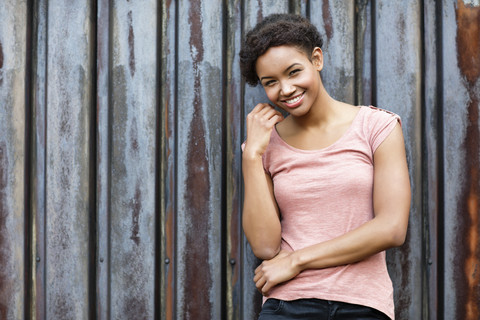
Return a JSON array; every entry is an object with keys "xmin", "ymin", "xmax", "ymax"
[{"xmin": 365, "ymin": 106, "xmax": 401, "ymax": 153}]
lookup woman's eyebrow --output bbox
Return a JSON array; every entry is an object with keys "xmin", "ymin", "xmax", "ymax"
[{"xmin": 260, "ymin": 63, "xmax": 302, "ymax": 81}]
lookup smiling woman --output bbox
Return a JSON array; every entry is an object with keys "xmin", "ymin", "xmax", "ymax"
[{"xmin": 239, "ymin": 14, "xmax": 411, "ymax": 320}]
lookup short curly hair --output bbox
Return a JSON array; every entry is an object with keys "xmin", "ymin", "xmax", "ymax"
[{"xmin": 239, "ymin": 13, "xmax": 323, "ymax": 86}]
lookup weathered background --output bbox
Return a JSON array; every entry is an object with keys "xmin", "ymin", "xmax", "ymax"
[{"xmin": 0, "ymin": 0, "xmax": 479, "ymax": 319}]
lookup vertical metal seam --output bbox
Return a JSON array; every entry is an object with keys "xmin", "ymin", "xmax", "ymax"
[
  {"xmin": 173, "ymin": 1, "xmax": 179, "ymax": 318},
  {"xmin": 353, "ymin": 0, "xmax": 358, "ymax": 106},
  {"xmin": 25, "ymin": 0, "xmax": 34, "ymax": 317},
  {"xmin": 436, "ymin": 0, "xmax": 445, "ymax": 319},
  {"xmin": 419, "ymin": 0, "xmax": 429, "ymax": 319},
  {"xmin": 43, "ymin": 0, "xmax": 49, "ymax": 316},
  {"xmin": 90, "ymin": 0, "xmax": 98, "ymax": 318},
  {"xmin": 155, "ymin": 0, "xmax": 162, "ymax": 318},
  {"xmin": 107, "ymin": 0, "xmax": 113, "ymax": 319},
  {"xmin": 239, "ymin": 1, "xmax": 245, "ymax": 318},
  {"xmin": 107, "ymin": 0, "xmax": 113, "ymax": 317},
  {"xmin": 370, "ymin": 0, "xmax": 376, "ymax": 107},
  {"xmin": 306, "ymin": 0, "xmax": 311, "ymax": 19},
  {"xmin": 221, "ymin": 0, "xmax": 228, "ymax": 319}
]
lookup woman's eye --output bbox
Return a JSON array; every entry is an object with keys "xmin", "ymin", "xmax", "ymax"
[
  {"xmin": 264, "ymin": 80, "xmax": 276, "ymax": 87},
  {"xmin": 290, "ymin": 69, "xmax": 301, "ymax": 76}
]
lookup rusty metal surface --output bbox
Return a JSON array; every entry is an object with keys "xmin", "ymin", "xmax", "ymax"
[
  {"xmin": 453, "ymin": 2, "xmax": 480, "ymax": 318},
  {"xmin": 225, "ymin": 0, "xmax": 243, "ymax": 319},
  {"xmin": 443, "ymin": 1, "xmax": 480, "ymax": 319},
  {"xmin": 96, "ymin": 0, "xmax": 111, "ymax": 318},
  {"xmin": 375, "ymin": 1, "xmax": 424, "ymax": 319},
  {"xmin": 355, "ymin": 0, "xmax": 373, "ymax": 106},
  {"xmin": 310, "ymin": 0, "xmax": 355, "ymax": 104},
  {"xmin": 44, "ymin": 1, "xmax": 93, "ymax": 318},
  {"xmin": 160, "ymin": 0, "xmax": 177, "ymax": 319},
  {"xmin": 109, "ymin": 1, "xmax": 158, "ymax": 318},
  {"xmin": 0, "ymin": 1, "xmax": 27, "ymax": 319},
  {"xmin": 175, "ymin": 1, "xmax": 224, "ymax": 318},
  {"xmin": 423, "ymin": 1, "xmax": 441, "ymax": 318},
  {"xmin": 30, "ymin": 0, "xmax": 48, "ymax": 318},
  {"xmin": 157, "ymin": 1, "xmax": 176, "ymax": 319},
  {"xmin": 1, "ymin": 1, "xmax": 479, "ymax": 319}
]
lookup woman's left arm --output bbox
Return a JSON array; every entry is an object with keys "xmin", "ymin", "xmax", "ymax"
[{"xmin": 254, "ymin": 123, "xmax": 411, "ymax": 295}]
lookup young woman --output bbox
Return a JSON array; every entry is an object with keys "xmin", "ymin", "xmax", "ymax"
[{"xmin": 240, "ymin": 14, "xmax": 410, "ymax": 320}]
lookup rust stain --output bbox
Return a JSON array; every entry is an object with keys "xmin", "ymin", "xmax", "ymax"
[
  {"xmin": 0, "ymin": 40, "xmax": 3, "ymax": 69},
  {"xmin": 130, "ymin": 117, "xmax": 139, "ymax": 153},
  {"xmin": 322, "ymin": 0, "xmax": 333, "ymax": 40},
  {"xmin": 256, "ymin": 0, "xmax": 263, "ymax": 24},
  {"xmin": 0, "ymin": 40, "xmax": 3, "ymax": 86},
  {"xmin": 181, "ymin": 2, "xmax": 213, "ymax": 318},
  {"xmin": 455, "ymin": 1, "xmax": 480, "ymax": 319},
  {"xmin": 0, "ymin": 142, "xmax": 9, "ymax": 319},
  {"xmin": 188, "ymin": 2, "xmax": 204, "ymax": 62},
  {"xmin": 129, "ymin": 183, "xmax": 141, "ymax": 245},
  {"xmin": 395, "ymin": 12, "xmax": 407, "ymax": 75},
  {"xmin": 128, "ymin": 11, "xmax": 136, "ymax": 77}
]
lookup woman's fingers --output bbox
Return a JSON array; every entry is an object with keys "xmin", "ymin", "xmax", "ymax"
[
  {"xmin": 248, "ymin": 104, "xmax": 283, "ymax": 127},
  {"xmin": 255, "ymin": 275, "xmax": 266, "ymax": 292}
]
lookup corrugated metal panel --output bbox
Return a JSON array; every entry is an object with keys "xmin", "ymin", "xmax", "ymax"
[
  {"xmin": 30, "ymin": 0, "xmax": 48, "ymax": 318},
  {"xmin": 311, "ymin": 0, "xmax": 355, "ymax": 104},
  {"xmin": 443, "ymin": 1, "xmax": 480, "ymax": 319},
  {"xmin": 96, "ymin": 0, "xmax": 111, "ymax": 318},
  {"xmin": 44, "ymin": 1, "xmax": 94, "ymax": 318},
  {"xmin": 375, "ymin": 1, "xmax": 424, "ymax": 319},
  {"xmin": 159, "ymin": 0, "xmax": 177, "ymax": 319},
  {"xmin": 109, "ymin": 1, "xmax": 158, "ymax": 318},
  {"xmin": 225, "ymin": 0, "xmax": 243, "ymax": 319},
  {"xmin": 0, "ymin": 1, "xmax": 479, "ymax": 319},
  {"xmin": 424, "ymin": 0, "xmax": 441, "ymax": 318},
  {"xmin": 0, "ymin": 1, "xmax": 27, "ymax": 319},
  {"xmin": 175, "ymin": 0, "xmax": 224, "ymax": 318}
]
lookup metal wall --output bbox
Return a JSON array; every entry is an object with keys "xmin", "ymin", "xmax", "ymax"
[{"xmin": 0, "ymin": 0, "xmax": 479, "ymax": 319}]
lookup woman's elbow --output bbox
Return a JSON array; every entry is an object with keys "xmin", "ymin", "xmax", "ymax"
[
  {"xmin": 390, "ymin": 230, "xmax": 407, "ymax": 247},
  {"xmin": 386, "ymin": 224, "xmax": 408, "ymax": 248},
  {"xmin": 252, "ymin": 245, "xmax": 280, "ymax": 260}
]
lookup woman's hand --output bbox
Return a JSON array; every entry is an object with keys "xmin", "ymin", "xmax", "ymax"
[
  {"xmin": 244, "ymin": 103, "xmax": 283, "ymax": 158},
  {"xmin": 253, "ymin": 250, "xmax": 301, "ymax": 295}
]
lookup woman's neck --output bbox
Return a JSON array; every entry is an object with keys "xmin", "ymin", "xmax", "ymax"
[{"xmin": 290, "ymin": 84, "xmax": 340, "ymax": 130}]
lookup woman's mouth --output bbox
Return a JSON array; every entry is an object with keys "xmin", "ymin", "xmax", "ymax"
[{"xmin": 282, "ymin": 92, "xmax": 305, "ymax": 108}]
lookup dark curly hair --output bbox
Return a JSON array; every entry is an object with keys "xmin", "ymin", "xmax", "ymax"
[{"xmin": 239, "ymin": 13, "xmax": 323, "ymax": 86}]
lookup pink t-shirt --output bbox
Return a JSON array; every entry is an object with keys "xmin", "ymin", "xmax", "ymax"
[{"xmin": 260, "ymin": 106, "xmax": 400, "ymax": 319}]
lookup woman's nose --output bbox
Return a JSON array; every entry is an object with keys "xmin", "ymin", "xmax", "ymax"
[{"xmin": 280, "ymin": 81, "xmax": 295, "ymax": 96}]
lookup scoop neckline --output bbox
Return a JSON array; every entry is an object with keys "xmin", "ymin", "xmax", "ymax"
[{"xmin": 272, "ymin": 106, "xmax": 364, "ymax": 154}]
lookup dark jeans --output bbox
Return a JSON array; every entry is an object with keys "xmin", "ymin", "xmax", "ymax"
[{"xmin": 258, "ymin": 298, "xmax": 390, "ymax": 320}]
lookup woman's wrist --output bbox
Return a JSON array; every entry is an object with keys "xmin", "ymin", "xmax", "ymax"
[
  {"xmin": 242, "ymin": 148, "xmax": 263, "ymax": 161},
  {"xmin": 290, "ymin": 250, "xmax": 307, "ymax": 272}
]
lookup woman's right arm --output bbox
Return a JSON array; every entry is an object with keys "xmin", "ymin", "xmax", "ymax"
[{"xmin": 242, "ymin": 103, "xmax": 283, "ymax": 260}]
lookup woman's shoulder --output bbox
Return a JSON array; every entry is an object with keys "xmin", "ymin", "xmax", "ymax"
[{"xmin": 362, "ymin": 105, "xmax": 400, "ymax": 121}]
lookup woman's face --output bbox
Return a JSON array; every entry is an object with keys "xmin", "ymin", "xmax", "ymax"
[{"xmin": 255, "ymin": 45, "xmax": 323, "ymax": 117}]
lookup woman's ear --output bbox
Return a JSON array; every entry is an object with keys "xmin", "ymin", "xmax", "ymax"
[{"xmin": 311, "ymin": 47, "xmax": 324, "ymax": 71}]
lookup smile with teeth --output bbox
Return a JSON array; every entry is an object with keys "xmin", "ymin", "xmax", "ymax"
[{"xmin": 284, "ymin": 92, "xmax": 305, "ymax": 105}]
